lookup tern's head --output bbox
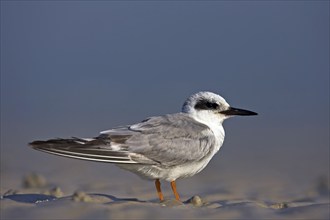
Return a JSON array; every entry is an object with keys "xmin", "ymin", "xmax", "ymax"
[{"xmin": 182, "ymin": 91, "xmax": 257, "ymax": 125}]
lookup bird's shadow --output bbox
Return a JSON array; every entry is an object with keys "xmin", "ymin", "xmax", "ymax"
[
  {"xmin": 92, "ymin": 193, "xmax": 149, "ymax": 203},
  {"xmin": 2, "ymin": 194, "xmax": 57, "ymax": 204},
  {"xmin": 2, "ymin": 193, "xmax": 153, "ymax": 205}
]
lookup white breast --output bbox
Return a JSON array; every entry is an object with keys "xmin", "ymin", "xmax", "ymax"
[
  {"xmin": 117, "ymin": 115, "xmax": 226, "ymax": 182},
  {"xmin": 163, "ymin": 125, "xmax": 224, "ymax": 181}
]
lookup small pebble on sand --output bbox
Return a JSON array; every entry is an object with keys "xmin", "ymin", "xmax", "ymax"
[
  {"xmin": 72, "ymin": 191, "xmax": 93, "ymax": 202},
  {"xmin": 186, "ymin": 195, "xmax": 204, "ymax": 207},
  {"xmin": 43, "ymin": 187, "xmax": 64, "ymax": 198}
]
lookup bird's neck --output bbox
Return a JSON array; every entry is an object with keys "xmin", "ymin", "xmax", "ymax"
[{"xmin": 190, "ymin": 111, "xmax": 225, "ymax": 146}]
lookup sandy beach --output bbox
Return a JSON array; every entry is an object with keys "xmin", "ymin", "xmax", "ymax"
[{"xmin": 1, "ymin": 148, "xmax": 329, "ymax": 219}]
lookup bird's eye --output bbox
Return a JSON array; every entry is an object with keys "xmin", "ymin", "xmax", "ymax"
[
  {"xmin": 206, "ymin": 102, "xmax": 218, "ymax": 109},
  {"xmin": 194, "ymin": 100, "xmax": 219, "ymax": 110}
]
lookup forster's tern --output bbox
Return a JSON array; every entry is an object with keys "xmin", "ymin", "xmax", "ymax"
[{"xmin": 30, "ymin": 91, "xmax": 257, "ymax": 201}]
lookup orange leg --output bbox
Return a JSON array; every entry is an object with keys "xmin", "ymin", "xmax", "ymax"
[
  {"xmin": 155, "ymin": 179, "xmax": 164, "ymax": 201},
  {"xmin": 170, "ymin": 180, "xmax": 180, "ymax": 201}
]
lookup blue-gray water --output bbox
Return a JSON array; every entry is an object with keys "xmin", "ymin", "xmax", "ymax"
[{"xmin": 1, "ymin": 2, "xmax": 329, "ymax": 219}]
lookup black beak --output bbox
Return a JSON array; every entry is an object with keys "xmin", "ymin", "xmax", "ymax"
[{"xmin": 220, "ymin": 107, "xmax": 258, "ymax": 116}]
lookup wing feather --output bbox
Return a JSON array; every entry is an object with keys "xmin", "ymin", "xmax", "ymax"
[
  {"xmin": 30, "ymin": 113, "xmax": 216, "ymax": 167},
  {"xmin": 29, "ymin": 138, "xmax": 137, "ymax": 164}
]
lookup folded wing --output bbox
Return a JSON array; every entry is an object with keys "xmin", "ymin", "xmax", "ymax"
[{"xmin": 30, "ymin": 113, "xmax": 216, "ymax": 167}]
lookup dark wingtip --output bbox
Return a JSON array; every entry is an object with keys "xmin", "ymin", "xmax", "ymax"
[
  {"xmin": 29, "ymin": 140, "xmax": 42, "ymax": 148},
  {"xmin": 29, "ymin": 140, "xmax": 52, "ymax": 149},
  {"xmin": 29, "ymin": 141, "xmax": 37, "ymax": 146}
]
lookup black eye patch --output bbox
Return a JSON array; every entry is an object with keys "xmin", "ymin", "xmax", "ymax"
[{"xmin": 194, "ymin": 100, "xmax": 219, "ymax": 110}]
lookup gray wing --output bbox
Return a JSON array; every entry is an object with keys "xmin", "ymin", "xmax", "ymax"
[
  {"xmin": 30, "ymin": 113, "xmax": 216, "ymax": 167},
  {"xmin": 102, "ymin": 113, "xmax": 216, "ymax": 166}
]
